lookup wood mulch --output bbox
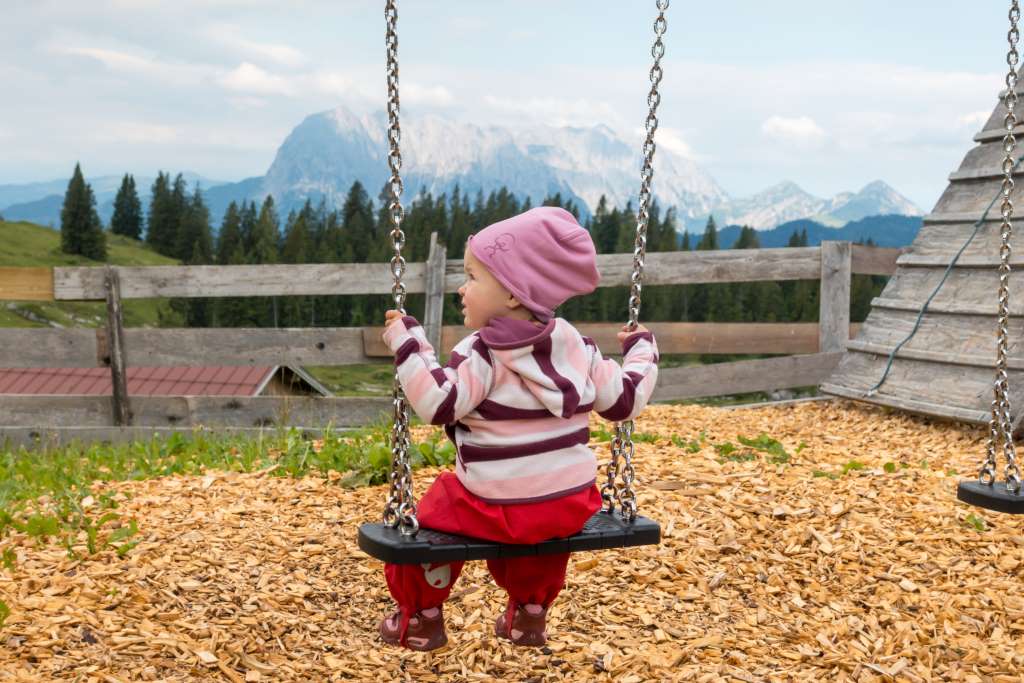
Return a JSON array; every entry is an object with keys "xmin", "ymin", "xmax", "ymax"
[{"xmin": 2, "ymin": 399, "xmax": 1024, "ymax": 682}]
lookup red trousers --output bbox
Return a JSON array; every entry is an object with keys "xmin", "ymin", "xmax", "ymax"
[{"xmin": 384, "ymin": 472, "xmax": 601, "ymax": 617}]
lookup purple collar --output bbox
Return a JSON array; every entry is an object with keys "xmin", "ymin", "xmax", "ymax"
[{"xmin": 478, "ymin": 317, "xmax": 556, "ymax": 350}]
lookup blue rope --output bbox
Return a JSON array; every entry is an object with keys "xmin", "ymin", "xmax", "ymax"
[{"xmin": 865, "ymin": 153, "xmax": 1024, "ymax": 397}]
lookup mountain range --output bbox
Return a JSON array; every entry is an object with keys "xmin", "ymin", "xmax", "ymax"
[{"xmin": 0, "ymin": 106, "xmax": 924, "ymax": 236}]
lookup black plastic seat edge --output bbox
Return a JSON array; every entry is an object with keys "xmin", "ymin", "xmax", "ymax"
[
  {"xmin": 957, "ymin": 480, "xmax": 1024, "ymax": 514},
  {"xmin": 357, "ymin": 513, "xmax": 661, "ymax": 564}
]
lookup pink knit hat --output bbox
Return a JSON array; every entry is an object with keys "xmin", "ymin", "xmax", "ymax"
[{"xmin": 468, "ymin": 206, "xmax": 600, "ymax": 322}]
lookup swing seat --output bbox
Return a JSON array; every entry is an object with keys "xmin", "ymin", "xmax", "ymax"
[
  {"xmin": 957, "ymin": 480, "xmax": 1024, "ymax": 514},
  {"xmin": 358, "ymin": 511, "xmax": 660, "ymax": 565}
]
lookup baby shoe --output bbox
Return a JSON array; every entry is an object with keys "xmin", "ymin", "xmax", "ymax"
[
  {"xmin": 495, "ymin": 600, "xmax": 548, "ymax": 647},
  {"xmin": 380, "ymin": 606, "xmax": 448, "ymax": 651}
]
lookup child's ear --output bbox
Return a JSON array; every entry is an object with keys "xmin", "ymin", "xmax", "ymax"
[{"xmin": 505, "ymin": 293, "xmax": 524, "ymax": 310}]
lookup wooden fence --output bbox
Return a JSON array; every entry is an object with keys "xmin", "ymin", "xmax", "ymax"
[{"xmin": 0, "ymin": 235, "xmax": 901, "ymax": 447}]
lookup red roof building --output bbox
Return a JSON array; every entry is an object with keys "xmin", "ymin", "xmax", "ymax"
[{"xmin": 0, "ymin": 365, "xmax": 331, "ymax": 397}]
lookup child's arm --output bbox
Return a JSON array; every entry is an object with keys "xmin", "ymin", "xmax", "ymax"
[
  {"xmin": 589, "ymin": 325, "xmax": 659, "ymax": 422},
  {"xmin": 382, "ymin": 314, "xmax": 494, "ymax": 425}
]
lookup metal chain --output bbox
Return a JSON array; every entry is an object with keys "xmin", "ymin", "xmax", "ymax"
[
  {"xmin": 603, "ymin": 0, "xmax": 668, "ymax": 522},
  {"xmin": 981, "ymin": 0, "xmax": 1023, "ymax": 493},
  {"xmin": 381, "ymin": 0, "xmax": 419, "ymax": 535}
]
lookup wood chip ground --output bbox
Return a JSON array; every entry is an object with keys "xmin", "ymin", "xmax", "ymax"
[{"xmin": 3, "ymin": 399, "xmax": 1024, "ymax": 681}]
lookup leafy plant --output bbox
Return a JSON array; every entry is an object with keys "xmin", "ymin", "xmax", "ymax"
[
  {"xmin": 737, "ymin": 433, "xmax": 790, "ymax": 464},
  {"xmin": 964, "ymin": 513, "xmax": 987, "ymax": 532},
  {"xmin": 0, "ymin": 599, "xmax": 8, "ymax": 629},
  {"xmin": 812, "ymin": 470, "xmax": 838, "ymax": 480},
  {"xmin": 841, "ymin": 460, "xmax": 866, "ymax": 474}
]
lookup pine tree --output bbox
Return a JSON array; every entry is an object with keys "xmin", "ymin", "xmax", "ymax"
[
  {"xmin": 110, "ymin": 173, "xmax": 143, "ymax": 240},
  {"xmin": 60, "ymin": 163, "xmax": 107, "ymax": 260},
  {"xmin": 250, "ymin": 196, "xmax": 281, "ymax": 326},
  {"xmin": 171, "ymin": 187, "xmax": 215, "ymax": 327},
  {"xmin": 146, "ymin": 172, "xmax": 177, "ymax": 256},
  {"xmin": 280, "ymin": 203, "xmax": 314, "ymax": 326}
]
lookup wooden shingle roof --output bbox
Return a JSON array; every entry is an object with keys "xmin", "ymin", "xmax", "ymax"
[{"xmin": 822, "ymin": 76, "xmax": 1024, "ymax": 429}]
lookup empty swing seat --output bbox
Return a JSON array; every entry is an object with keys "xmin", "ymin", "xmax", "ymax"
[
  {"xmin": 957, "ymin": 480, "xmax": 1024, "ymax": 514},
  {"xmin": 358, "ymin": 511, "xmax": 660, "ymax": 565}
]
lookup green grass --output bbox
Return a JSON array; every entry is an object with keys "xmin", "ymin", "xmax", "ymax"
[
  {"xmin": 0, "ymin": 422, "xmax": 454, "ymax": 566},
  {"xmin": 0, "ymin": 220, "xmax": 182, "ymax": 328},
  {"xmin": 305, "ymin": 363, "xmax": 396, "ymax": 396}
]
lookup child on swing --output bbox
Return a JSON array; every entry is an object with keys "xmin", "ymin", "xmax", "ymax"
[{"xmin": 379, "ymin": 206, "xmax": 659, "ymax": 651}]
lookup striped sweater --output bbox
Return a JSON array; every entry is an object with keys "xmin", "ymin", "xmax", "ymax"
[{"xmin": 383, "ymin": 315, "xmax": 659, "ymax": 504}]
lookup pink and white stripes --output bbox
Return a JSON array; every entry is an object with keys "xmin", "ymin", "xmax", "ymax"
[{"xmin": 383, "ymin": 315, "xmax": 659, "ymax": 503}]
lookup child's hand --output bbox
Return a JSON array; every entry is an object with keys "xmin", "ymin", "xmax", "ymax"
[
  {"xmin": 384, "ymin": 309, "xmax": 404, "ymax": 329},
  {"xmin": 617, "ymin": 323, "xmax": 650, "ymax": 344}
]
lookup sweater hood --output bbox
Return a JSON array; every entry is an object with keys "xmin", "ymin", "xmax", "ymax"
[{"xmin": 478, "ymin": 317, "xmax": 589, "ymax": 418}]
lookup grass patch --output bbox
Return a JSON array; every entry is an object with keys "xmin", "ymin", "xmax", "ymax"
[
  {"xmin": 0, "ymin": 221, "xmax": 183, "ymax": 329},
  {"xmin": 0, "ymin": 422, "xmax": 453, "ymax": 564},
  {"xmin": 304, "ymin": 363, "xmax": 396, "ymax": 397}
]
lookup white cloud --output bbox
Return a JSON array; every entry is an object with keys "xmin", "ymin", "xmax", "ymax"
[
  {"xmin": 204, "ymin": 24, "xmax": 307, "ymax": 68},
  {"xmin": 91, "ymin": 121, "xmax": 180, "ymax": 144},
  {"xmin": 958, "ymin": 110, "xmax": 990, "ymax": 128},
  {"xmin": 404, "ymin": 83, "xmax": 455, "ymax": 108},
  {"xmin": 48, "ymin": 43, "xmax": 212, "ymax": 87},
  {"xmin": 650, "ymin": 126, "xmax": 698, "ymax": 160},
  {"xmin": 482, "ymin": 94, "xmax": 621, "ymax": 127},
  {"xmin": 218, "ymin": 62, "xmax": 294, "ymax": 95},
  {"xmin": 761, "ymin": 115, "xmax": 827, "ymax": 148}
]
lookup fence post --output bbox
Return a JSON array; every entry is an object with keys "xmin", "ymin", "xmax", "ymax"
[
  {"xmin": 423, "ymin": 232, "xmax": 446, "ymax": 353},
  {"xmin": 104, "ymin": 266, "xmax": 132, "ymax": 426},
  {"xmin": 819, "ymin": 241, "xmax": 852, "ymax": 353}
]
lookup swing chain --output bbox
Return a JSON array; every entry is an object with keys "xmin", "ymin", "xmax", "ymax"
[
  {"xmin": 382, "ymin": 0, "xmax": 419, "ymax": 535},
  {"xmin": 981, "ymin": 0, "xmax": 1023, "ymax": 492},
  {"xmin": 604, "ymin": 0, "xmax": 668, "ymax": 522}
]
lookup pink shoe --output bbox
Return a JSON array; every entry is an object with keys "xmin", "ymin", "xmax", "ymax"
[
  {"xmin": 380, "ymin": 606, "xmax": 448, "ymax": 651},
  {"xmin": 495, "ymin": 600, "xmax": 548, "ymax": 647}
]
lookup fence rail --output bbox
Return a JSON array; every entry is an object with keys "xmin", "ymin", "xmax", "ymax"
[{"xmin": 0, "ymin": 239, "xmax": 902, "ymax": 446}]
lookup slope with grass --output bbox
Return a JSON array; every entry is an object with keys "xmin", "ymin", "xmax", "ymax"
[{"xmin": 0, "ymin": 220, "xmax": 182, "ymax": 328}]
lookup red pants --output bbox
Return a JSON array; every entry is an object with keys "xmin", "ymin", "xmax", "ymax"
[{"xmin": 384, "ymin": 472, "xmax": 601, "ymax": 616}]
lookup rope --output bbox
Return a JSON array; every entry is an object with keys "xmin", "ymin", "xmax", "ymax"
[{"xmin": 865, "ymin": 153, "xmax": 1024, "ymax": 396}]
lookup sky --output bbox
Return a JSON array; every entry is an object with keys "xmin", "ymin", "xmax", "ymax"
[{"xmin": 0, "ymin": 0, "xmax": 1016, "ymax": 209}]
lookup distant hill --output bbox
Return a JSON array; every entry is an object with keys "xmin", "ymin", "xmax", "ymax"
[
  {"xmin": 0, "ymin": 220, "xmax": 181, "ymax": 328},
  {"xmin": 694, "ymin": 214, "xmax": 923, "ymax": 250}
]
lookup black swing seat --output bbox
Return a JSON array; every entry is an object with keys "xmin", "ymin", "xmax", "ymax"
[
  {"xmin": 957, "ymin": 480, "xmax": 1024, "ymax": 514},
  {"xmin": 358, "ymin": 511, "xmax": 660, "ymax": 565}
]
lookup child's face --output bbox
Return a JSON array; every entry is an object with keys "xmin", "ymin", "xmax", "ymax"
[{"xmin": 458, "ymin": 248, "xmax": 518, "ymax": 329}]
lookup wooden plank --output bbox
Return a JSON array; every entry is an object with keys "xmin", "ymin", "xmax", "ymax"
[
  {"xmin": 949, "ymin": 137, "xmax": 1024, "ymax": 180},
  {"xmin": 871, "ymin": 266, "xmax": 1024, "ymax": 316},
  {"xmin": 115, "ymin": 328, "xmax": 373, "ymax": 366},
  {"xmin": 0, "ymin": 267, "xmax": 54, "ymax": 301},
  {"xmin": 845, "ymin": 339, "xmax": 1024, "ymax": 371},
  {"xmin": 851, "ymin": 244, "xmax": 902, "ymax": 275},
  {"xmin": 922, "ymin": 212, "xmax": 1002, "ymax": 224},
  {"xmin": 896, "ymin": 221, "xmax": 1024, "ymax": 267},
  {"xmin": 0, "ymin": 329, "xmax": 99, "ymax": 367},
  {"xmin": 52, "ymin": 245, "xmax": 856, "ymax": 303},
  {"xmin": 820, "ymin": 382, "xmax": 990, "ymax": 425},
  {"xmin": 819, "ymin": 241, "xmax": 851, "ymax": 353},
  {"xmin": 364, "ymin": 321, "xmax": 863, "ymax": 358},
  {"xmin": 0, "ymin": 395, "xmax": 391, "ymax": 428},
  {"xmin": 54, "ymin": 262, "xmax": 429, "ymax": 300},
  {"xmin": 820, "ymin": 349, "xmax": 1017, "ymax": 426},
  {"xmin": 103, "ymin": 267, "xmax": 131, "ymax": 426},
  {"xmin": 850, "ymin": 307, "xmax": 1024, "ymax": 361},
  {"xmin": 0, "ymin": 425, "xmax": 361, "ymax": 451},
  {"xmin": 931, "ymin": 177, "xmax": 1019, "ymax": 217},
  {"xmin": 653, "ymin": 352, "xmax": 842, "ymax": 401},
  {"xmin": 974, "ymin": 123, "xmax": 1024, "ymax": 143},
  {"xmin": 422, "ymin": 232, "xmax": 446, "ymax": 352},
  {"xmin": 441, "ymin": 248, "xmax": 824, "ymax": 292}
]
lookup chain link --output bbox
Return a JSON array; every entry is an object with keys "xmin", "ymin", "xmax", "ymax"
[
  {"xmin": 604, "ymin": 0, "xmax": 668, "ymax": 522},
  {"xmin": 982, "ymin": 0, "xmax": 1023, "ymax": 492},
  {"xmin": 381, "ymin": 0, "xmax": 419, "ymax": 535}
]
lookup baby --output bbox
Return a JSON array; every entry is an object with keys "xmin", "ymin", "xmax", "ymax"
[{"xmin": 379, "ymin": 206, "xmax": 659, "ymax": 650}]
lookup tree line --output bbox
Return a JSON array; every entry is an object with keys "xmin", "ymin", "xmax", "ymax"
[{"xmin": 58, "ymin": 163, "xmax": 887, "ymax": 330}]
